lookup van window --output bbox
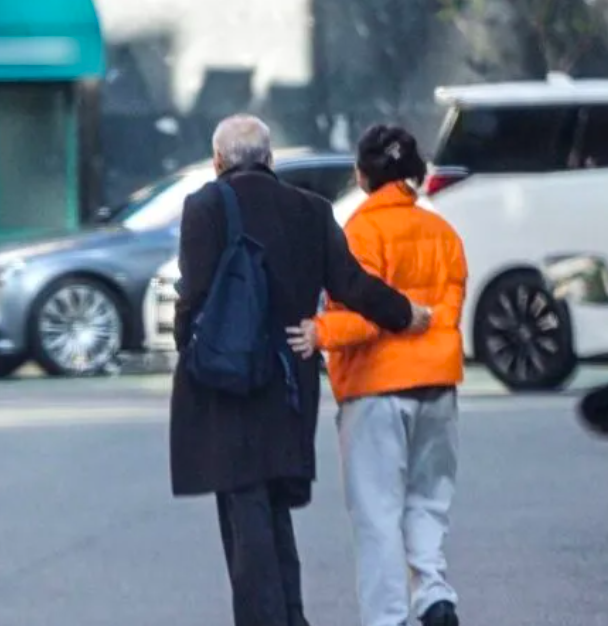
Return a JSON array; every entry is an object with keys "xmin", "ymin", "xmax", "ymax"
[
  {"xmin": 435, "ymin": 106, "xmax": 578, "ymax": 173},
  {"xmin": 577, "ymin": 106, "xmax": 608, "ymax": 169}
]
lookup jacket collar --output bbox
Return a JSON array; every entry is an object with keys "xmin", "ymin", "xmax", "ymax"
[
  {"xmin": 368, "ymin": 181, "xmax": 417, "ymax": 207},
  {"xmin": 347, "ymin": 181, "xmax": 417, "ymax": 226}
]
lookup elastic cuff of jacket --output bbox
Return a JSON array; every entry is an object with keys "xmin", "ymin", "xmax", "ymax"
[{"xmin": 314, "ymin": 318, "xmax": 332, "ymax": 351}]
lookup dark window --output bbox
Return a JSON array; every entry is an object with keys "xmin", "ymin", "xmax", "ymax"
[
  {"xmin": 278, "ymin": 163, "xmax": 355, "ymax": 202},
  {"xmin": 576, "ymin": 106, "xmax": 608, "ymax": 169},
  {"xmin": 0, "ymin": 83, "xmax": 74, "ymax": 240},
  {"xmin": 435, "ymin": 106, "xmax": 578, "ymax": 173}
]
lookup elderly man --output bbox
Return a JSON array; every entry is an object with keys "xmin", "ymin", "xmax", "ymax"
[{"xmin": 170, "ymin": 115, "xmax": 430, "ymax": 626}]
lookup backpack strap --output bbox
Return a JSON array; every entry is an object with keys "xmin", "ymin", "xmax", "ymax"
[{"xmin": 216, "ymin": 181, "xmax": 243, "ymax": 242}]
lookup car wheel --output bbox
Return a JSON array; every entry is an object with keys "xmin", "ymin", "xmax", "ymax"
[
  {"xmin": 475, "ymin": 272, "xmax": 576, "ymax": 391},
  {"xmin": 0, "ymin": 354, "xmax": 27, "ymax": 379},
  {"xmin": 30, "ymin": 278, "xmax": 124, "ymax": 377}
]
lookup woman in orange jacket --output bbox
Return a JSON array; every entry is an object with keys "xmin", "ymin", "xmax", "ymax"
[{"xmin": 288, "ymin": 125, "xmax": 467, "ymax": 626}]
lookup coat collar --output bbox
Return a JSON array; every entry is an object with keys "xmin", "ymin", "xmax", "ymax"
[{"xmin": 220, "ymin": 162, "xmax": 278, "ymax": 181}]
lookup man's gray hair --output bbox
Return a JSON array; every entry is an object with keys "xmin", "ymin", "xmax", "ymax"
[{"xmin": 212, "ymin": 115, "xmax": 272, "ymax": 169}]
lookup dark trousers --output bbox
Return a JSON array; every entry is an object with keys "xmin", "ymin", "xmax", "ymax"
[{"xmin": 216, "ymin": 482, "xmax": 305, "ymax": 626}]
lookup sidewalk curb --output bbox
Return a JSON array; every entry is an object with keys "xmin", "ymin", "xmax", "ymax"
[{"xmin": 118, "ymin": 352, "xmax": 177, "ymax": 376}]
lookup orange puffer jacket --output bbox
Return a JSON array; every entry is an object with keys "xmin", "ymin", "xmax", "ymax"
[{"xmin": 316, "ymin": 182, "xmax": 467, "ymax": 403}]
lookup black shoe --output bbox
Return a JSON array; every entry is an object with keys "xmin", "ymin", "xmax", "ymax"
[
  {"xmin": 288, "ymin": 607, "xmax": 311, "ymax": 626},
  {"xmin": 421, "ymin": 601, "xmax": 459, "ymax": 626}
]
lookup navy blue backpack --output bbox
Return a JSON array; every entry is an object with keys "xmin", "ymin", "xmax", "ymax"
[{"xmin": 186, "ymin": 181, "xmax": 300, "ymax": 411}]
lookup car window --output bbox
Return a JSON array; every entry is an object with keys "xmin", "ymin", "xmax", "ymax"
[
  {"xmin": 117, "ymin": 169, "xmax": 215, "ymax": 231},
  {"xmin": 278, "ymin": 163, "xmax": 355, "ymax": 202},
  {"xmin": 110, "ymin": 167, "xmax": 215, "ymax": 231},
  {"xmin": 109, "ymin": 175, "xmax": 184, "ymax": 224},
  {"xmin": 576, "ymin": 106, "xmax": 608, "ymax": 169},
  {"xmin": 435, "ymin": 106, "xmax": 577, "ymax": 173}
]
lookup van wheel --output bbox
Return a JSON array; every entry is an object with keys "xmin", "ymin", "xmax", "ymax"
[
  {"xmin": 0, "ymin": 355, "xmax": 27, "ymax": 379},
  {"xmin": 475, "ymin": 272, "xmax": 576, "ymax": 391}
]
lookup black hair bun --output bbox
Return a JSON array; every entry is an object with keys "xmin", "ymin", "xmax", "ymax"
[{"xmin": 357, "ymin": 124, "xmax": 427, "ymax": 191}]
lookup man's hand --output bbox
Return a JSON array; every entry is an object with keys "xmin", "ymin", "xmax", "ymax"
[
  {"xmin": 409, "ymin": 303, "xmax": 432, "ymax": 334},
  {"xmin": 286, "ymin": 320, "xmax": 318, "ymax": 359}
]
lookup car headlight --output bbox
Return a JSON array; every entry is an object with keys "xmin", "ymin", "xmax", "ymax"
[
  {"xmin": 151, "ymin": 274, "xmax": 179, "ymax": 302},
  {"xmin": 0, "ymin": 259, "xmax": 26, "ymax": 287},
  {"xmin": 543, "ymin": 255, "xmax": 608, "ymax": 304}
]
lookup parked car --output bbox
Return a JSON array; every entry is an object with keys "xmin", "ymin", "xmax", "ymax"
[
  {"xmin": 422, "ymin": 75, "xmax": 608, "ymax": 390},
  {"xmin": 143, "ymin": 256, "xmax": 181, "ymax": 353},
  {"xmin": 0, "ymin": 151, "xmax": 355, "ymax": 378}
]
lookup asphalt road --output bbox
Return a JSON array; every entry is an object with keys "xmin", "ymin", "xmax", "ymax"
[{"xmin": 1, "ymin": 372, "xmax": 608, "ymax": 626}]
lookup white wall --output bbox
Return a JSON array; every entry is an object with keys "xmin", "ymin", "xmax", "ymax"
[{"xmin": 94, "ymin": 0, "xmax": 311, "ymax": 113}]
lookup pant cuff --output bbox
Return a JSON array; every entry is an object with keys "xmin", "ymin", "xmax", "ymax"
[{"xmin": 415, "ymin": 588, "xmax": 458, "ymax": 619}]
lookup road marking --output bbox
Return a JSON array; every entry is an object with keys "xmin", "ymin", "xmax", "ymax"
[{"xmin": 0, "ymin": 407, "xmax": 163, "ymax": 428}]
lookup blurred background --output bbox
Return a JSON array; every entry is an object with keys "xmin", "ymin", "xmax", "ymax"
[
  {"xmin": 95, "ymin": 0, "xmax": 608, "ymax": 206},
  {"xmin": 4, "ymin": 0, "xmax": 608, "ymax": 220}
]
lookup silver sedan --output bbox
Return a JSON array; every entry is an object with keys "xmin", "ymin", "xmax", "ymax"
[{"xmin": 0, "ymin": 152, "xmax": 354, "ymax": 378}]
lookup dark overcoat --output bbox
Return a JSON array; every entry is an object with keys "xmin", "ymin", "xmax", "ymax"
[{"xmin": 170, "ymin": 164, "xmax": 412, "ymax": 503}]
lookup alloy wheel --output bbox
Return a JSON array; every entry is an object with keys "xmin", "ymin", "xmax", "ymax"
[
  {"xmin": 37, "ymin": 283, "xmax": 122, "ymax": 375},
  {"xmin": 479, "ymin": 276, "xmax": 575, "ymax": 390}
]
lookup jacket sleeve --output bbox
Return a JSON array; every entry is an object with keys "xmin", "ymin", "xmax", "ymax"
[
  {"xmin": 321, "ymin": 203, "xmax": 412, "ymax": 332},
  {"xmin": 315, "ymin": 220, "xmax": 384, "ymax": 350},
  {"xmin": 173, "ymin": 185, "xmax": 224, "ymax": 351},
  {"xmin": 431, "ymin": 234, "xmax": 468, "ymax": 330}
]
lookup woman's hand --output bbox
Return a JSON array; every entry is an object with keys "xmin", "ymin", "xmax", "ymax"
[{"xmin": 286, "ymin": 320, "xmax": 318, "ymax": 359}]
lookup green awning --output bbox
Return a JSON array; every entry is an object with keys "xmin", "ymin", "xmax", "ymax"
[{"xmin": 0, "ymin": 0, "xmax": 104, "ymax": 80}]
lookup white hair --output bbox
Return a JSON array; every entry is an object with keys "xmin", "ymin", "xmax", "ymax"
[{"xmin": 212, "ymin": 115, "xmax": 272, "ymax": 169}]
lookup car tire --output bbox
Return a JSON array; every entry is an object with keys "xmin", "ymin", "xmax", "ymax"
[
  {"xmin": 475, "ymin": 272, "xmax": 576, "ymax": 391},
  {"xmin": 0, "ymin": 354, "xmax": 27, "ymax": 379},
  {"xmin": 30, "ymin": 277, "xmax": 124, "ymax": 377}
]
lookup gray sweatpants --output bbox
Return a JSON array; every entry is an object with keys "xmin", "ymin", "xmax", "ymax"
[{"xmin": 337, "ymin": 389, "xmax": 459, "ymax": 626}]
